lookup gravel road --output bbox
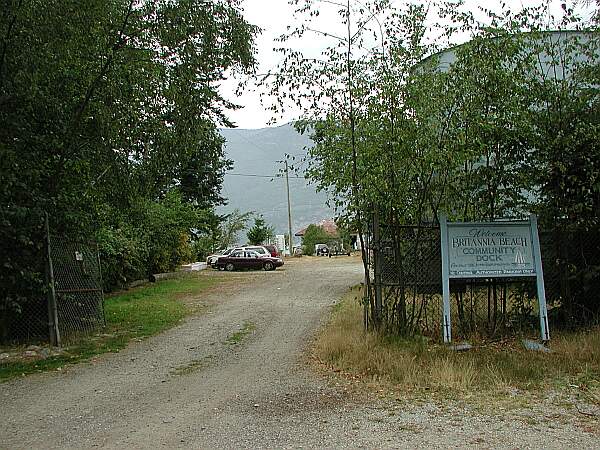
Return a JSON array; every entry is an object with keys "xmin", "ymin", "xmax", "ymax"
[{"xmin": 1, "ymin": 256, "xmax": 598, "ymax": 449}]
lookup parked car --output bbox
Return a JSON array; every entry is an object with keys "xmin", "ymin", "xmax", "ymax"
[
  {"xmin": 243, "ymin": 245, "xmax": 272, "ymax": 258},
  {"xmin": 328, "ymin": 243, "xmax": 351, "ymax": 257},
  {"xmin": 214, "ymin": 249, "xmax": 284, "ymax": 271},
  {"xmin": 315, "ymin": 243, "xmax": 329, "ymax": 256},
  {"xmin": 263, "ymin": 244, "xmax": 279, "ymax": 257},
  {"xmin": 206, "ymin": 248, "xmax": 241, "ymax": 267}
]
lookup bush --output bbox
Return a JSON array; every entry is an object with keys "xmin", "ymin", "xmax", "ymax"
[
  {"xmin": 302, "ymin": 224, "xmax": 335, "ymax": 256},
  {"xmin": 138, "ymin": 192, "xmax": 196, "ymax": 274},
  {"xmin": 96, "ymin": 226, "xmax": 149, "ymax": 291},
  {"xmin": 0, "ymin": 207, "xmax": 47, "ymax": 342},
  {"xmin": 192, "ymin": 235, "xmax": 218, "ymax": 261},
  {"xmin": 97, "ymin": 191, "xmax": 200, "ymax": 291}
]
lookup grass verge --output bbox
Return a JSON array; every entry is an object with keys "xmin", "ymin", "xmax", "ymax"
[
  {"xmin": 0, "ymin": 273, "xmax": 218, "ymax": 382},
  {"xmin": 313, "ymin": 287, "xmax": 600, "ymax": 402}
]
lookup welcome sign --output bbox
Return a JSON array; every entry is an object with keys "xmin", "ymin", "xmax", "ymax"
[
  {"xmin": 447, "ymin": 222, "xmax": 535, "ymax": 277},
  {"xmin": 439, "ymin": 215, "xmax": 549, "ymax": 343}
]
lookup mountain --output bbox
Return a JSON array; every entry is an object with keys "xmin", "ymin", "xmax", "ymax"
[{"xmin": 217, "ymin": 124, "xmax": 333, "ymax": 236}]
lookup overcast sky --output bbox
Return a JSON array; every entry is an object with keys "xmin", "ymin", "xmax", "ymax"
[{"xmin": 219, "ymin": 0, "xmax": 594, "ymax": 130}]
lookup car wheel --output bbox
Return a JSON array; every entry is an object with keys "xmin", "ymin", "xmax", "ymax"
[
  {"xmin": 225, "ymin": 262, "xmax": 235, "ymax": 272},
  {"xmin": 263, "ymin": 261, "xmax": 274, "ymax": 271}
]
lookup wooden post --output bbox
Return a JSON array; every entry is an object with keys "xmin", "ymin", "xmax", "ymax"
[{"xmin": 45, "ymin": 212, "xmax": 61, "ymax": 347}]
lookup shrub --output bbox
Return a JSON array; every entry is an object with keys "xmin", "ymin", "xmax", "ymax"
[
  {"xmin": 302, "ymin": 224, "xmax": 334, "ymax": 256},
  {"xmin": 96, "ymin": 226, "xmax": 148, "ymax": 291}
]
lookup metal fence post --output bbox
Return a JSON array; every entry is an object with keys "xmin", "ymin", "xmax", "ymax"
[
  {"xmin": 96, "ymin": 246, "xmax": 106, "ymax": 327},
  {"xmin": 439, "ymin": 214, "xmax": 452, "ymax": 343},
  {"xmin": 530, "ymin": 214, "xmax": 550, "ymax": 341},
  {"xmin": 373, "ymin": 207, "xmax": 382, "ymax": 327},
  {"xmin": 45, "ymin": 212, "xmax": 61, "ymax": 347}
]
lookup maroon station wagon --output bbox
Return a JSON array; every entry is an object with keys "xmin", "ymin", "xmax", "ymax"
[{"xmin": 215, "ymin": 250, "xmax": 284, "ymax": 271}]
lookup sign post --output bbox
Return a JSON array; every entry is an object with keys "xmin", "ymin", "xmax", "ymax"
[
  {"xmin": 440, "ymin": 215, "xmax": 452, "ymax": 343},
  {"xmin": 439, "ymin": 215, "xmax": 549, "ymax": 342},
  {"xmin": 530, "ymin": 215, "xmax": 550, "ymax": 341}
]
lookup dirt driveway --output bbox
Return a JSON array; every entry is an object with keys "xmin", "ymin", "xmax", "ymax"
[{"xmin": 0, "ymin": 256, "xmax": 598, "ymax": 449}]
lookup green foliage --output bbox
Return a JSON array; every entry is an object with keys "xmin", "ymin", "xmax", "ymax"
[
  {"xmin": 302, "ymin": 224, "xmax": 334, "ymax": 256},
  {"xmin": 246, "ymin": 216, "xmax": 275, "ymax": 245},
  {"xmin": 0, "ymin": 0, "xmax": 257, "ymax": 337},
  {"xmin": 220, "ymin": 209, "xmax": 254, "ymax": 248},
  {"xmin": 0, "ymin": 274, "xmax": 217, "ymax": 381},
  {"xmin": 269, "ymin": 0, "xmax": 600, "ymax": 327},
  {"xmin": 96, "ymin": 226, "xmax": 149, "ymax": 291},
  {"xmin": 96, "ymin": 190, "xmax": 212, "ymax": 290},
  {"xmin": 189, "ymin": 208, "xmax": 255, "ymax": 260},
  {"xmin": 335, "ymin": 220, "xmax": 353, "ymax": 251}
]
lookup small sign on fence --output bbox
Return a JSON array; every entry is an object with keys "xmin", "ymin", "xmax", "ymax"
[{"xmin": 440, "ymin": 215, "xmax": 549, "ymax": 343}]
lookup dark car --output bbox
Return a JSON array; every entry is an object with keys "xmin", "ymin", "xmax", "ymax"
[
  {"xmin": 328, "ymin": 242, "xmax": 351, "ymax": 257},
  {"xmin": 263, "ymin": 244, "xmax": 279, "ymax": 257},
  {"xmin": 315, "ymin": 243, "xmax": 329, "ymax": 256},
  {"xmin": 215, "ymin": 250, "xmax": 284, "ymax": 271}
]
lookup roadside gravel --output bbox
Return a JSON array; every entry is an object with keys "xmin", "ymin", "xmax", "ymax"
[{"xmin": 0, "ymin": 256, "xmax": 598, "ymax": 449}]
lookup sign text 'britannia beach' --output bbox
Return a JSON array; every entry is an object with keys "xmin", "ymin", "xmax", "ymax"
[{"xmin": 447, "ymin": 223, "xmax": 535, "ymax": 277}]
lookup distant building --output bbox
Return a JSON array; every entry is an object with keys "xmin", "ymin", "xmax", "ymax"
[
  {"xmin": 295, "ymin": 218, "xmax": 362, "ymax": 251},
  {"xmin": 421, "ymin": 30, "xmax": 599, "ymax": 76},
  {"xmin": 294, "ymin": 219, "xmax": 338, "ymax": 237},
  {"xmin": 275, "ymin": 234, "xmax": 288, "ymax": 256}
]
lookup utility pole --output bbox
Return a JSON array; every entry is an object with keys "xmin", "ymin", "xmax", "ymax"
[{"xmin": 285, "ymin": 160, "xmax": 293, "ymax": 256}]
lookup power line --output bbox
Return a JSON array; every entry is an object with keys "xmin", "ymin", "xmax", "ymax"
[{"xmin": 225, "ymin": 172, "xmax": 304, "ymax": 179}]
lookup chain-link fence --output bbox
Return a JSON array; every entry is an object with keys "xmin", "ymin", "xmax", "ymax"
[
  {"xmin": 366, "ymin": 221, "xmax": 443, "ymax": 336},
  {"xmin": 0, "ymin": 217, "xmax": 105, "ymax": 345},
  {"xmin": 366, "ymin": 214, "xmax": 600, "ymax": 341},
  {"xmin": 538, "ymin": 229, "xmax": 600, "ymax": 326},
  {"xmin": 0, "ymin": 294, "xmax": 49, "ymax": 344},
  {"xmin": 48, "ymin": 236, "xmax": 105, "ymax": 344}
]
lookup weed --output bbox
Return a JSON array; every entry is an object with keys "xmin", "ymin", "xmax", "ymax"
[
  {"xmin": 171, "ymin": 355, "xmax": 215, "ymax": 376},
  {"xmin": 313, "ymin": 289, "xmax": 600, "ymax": 399},
  {"xmin": 226, "ymin": 321, "xmax": 256, "ymax": 345}
]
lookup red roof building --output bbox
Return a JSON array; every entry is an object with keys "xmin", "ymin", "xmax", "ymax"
[{"xmin": 295, "ymin": 219, "xmax": 338, "ymax": 237}]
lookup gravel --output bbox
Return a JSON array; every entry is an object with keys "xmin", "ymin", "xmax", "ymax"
[{"xmin": 0, "ymin": 256, "xmax": 598, "ymax": 449}]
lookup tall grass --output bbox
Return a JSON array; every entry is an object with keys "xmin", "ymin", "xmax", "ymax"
[{"xmin": 314, "ymin": 287, "xmax": 600, "ymax": 395}]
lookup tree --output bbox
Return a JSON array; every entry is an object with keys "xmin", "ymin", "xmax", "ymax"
[
  {"xmin": 0, "ymin": 0, "xmax": 258, "ymax": 338},
  {"xmin": 220, "ymin": 209, "xmax": 254, "ymax": 249},
  {"xmin": 301, "ymin": 224, "xmax": 333, "ymax": 256},
  {"xmin": 246, "ymin": 216, "xmax": 275, "ymax": 245},
  {"xmin": 268, "ymin": 0, "xmax": 600, "ymax": 331}
]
